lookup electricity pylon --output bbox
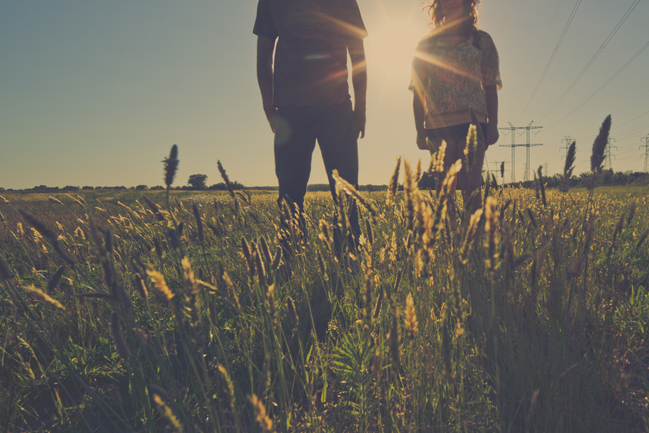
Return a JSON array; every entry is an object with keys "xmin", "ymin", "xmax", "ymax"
[
  {"xmin": 605, "ymin": 138, "xmax": 617, "ymax": 171},
  {"xmin": 641, "ymin": 134, "xmax": 649, "ymax": 173},
  {"xmin": 499, "ymin": 121, "xmax": 543, "ymax": 182}
]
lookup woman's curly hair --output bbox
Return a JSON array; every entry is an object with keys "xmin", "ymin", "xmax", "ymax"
[{"xmin": 426, "ymin": 0, "xmax": 481, "ymax": 30}]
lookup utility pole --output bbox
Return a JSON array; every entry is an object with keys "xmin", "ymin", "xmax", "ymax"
[
  {"xmin": 499, "ymin": 121, "xmax": 543, "ymax": 182},
  {"xmin": 605, "ymin": 138, "xmax": 617, "ymax": 171},
  {"xmin": 641, "ymin": 134, "xmax": 649, "ymax": 173}
]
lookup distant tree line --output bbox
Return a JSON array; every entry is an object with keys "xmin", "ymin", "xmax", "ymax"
[{"xmin": 2, "ymin": 170, "xmax": 645, "ymax": 194}]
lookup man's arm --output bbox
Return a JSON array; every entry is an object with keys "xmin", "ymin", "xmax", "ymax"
[
  {"xmin": 348, "ymin": 39, "xmax": 367, "ymax": 139},
  {"xmin": 257, "ymin": 36, "xmax": 277, "ymax": 132},
  {"xmin": 485, "ymin": 85, "xmax": 499, "ymax": 147}
]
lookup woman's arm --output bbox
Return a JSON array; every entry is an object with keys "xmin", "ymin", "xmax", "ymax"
[
  {"xmin": 413, "ymin": 91, "xmax": 428, "ymax": 150},
  {"xmin": 485, "ymin": 85, "xmax": 499, "ymax": 147}
]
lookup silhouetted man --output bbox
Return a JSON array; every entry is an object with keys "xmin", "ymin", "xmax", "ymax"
[{"xmin": 254, "ymin": 0, "xmax": 367, "ymax": 252}]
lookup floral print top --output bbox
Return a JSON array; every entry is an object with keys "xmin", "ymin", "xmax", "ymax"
[{"xmin": 410, "ymin": 30, "xmax": 501, "ymax": 129}]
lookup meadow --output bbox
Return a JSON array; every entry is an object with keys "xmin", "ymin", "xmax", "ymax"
[{"xmin": 2, "ymin": 128, "xmax": 649, "ymax": 432}]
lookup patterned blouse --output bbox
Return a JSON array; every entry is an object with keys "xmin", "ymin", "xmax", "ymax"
[{"xmin": 410, "ymin": 30, "xmax": 501, "ymax": 129}]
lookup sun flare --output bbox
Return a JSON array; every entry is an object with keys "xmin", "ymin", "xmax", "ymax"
[{"xmin": 365, "ymin": 14, "xmax": 429, "ymax": 96}]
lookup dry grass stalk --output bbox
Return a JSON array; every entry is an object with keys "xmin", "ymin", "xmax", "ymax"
[
  {"xmin": 254, "ymin": 247, "xmax": 267, "ymax": 286},
  {"xmin": 89, "ymin": 218, "xmax": 108, "ymax": 256},
  {"xmin": 23, "ymin": 285, "xmax": 66, "ymax": 310},
  {"xmin": 536, "ymin": 166, "xmax": 547, "ymax": 207},
  {"xmin": 181, "ymin": 256, "xmax": 196, "ymax": 287},
  {"xmin": 627, "ymin": 200, "xmax": 637, "ymax": 225},
  {"xmin": 260, "ymin": 236, "xmax": 272, "ymax": 264},
  {"xmin": 405, "ymin": 293, "xmax": 418, "ymax": 339},
  {"xmin": 19, "ymin": 210, "xmax": 56, "ymax": 242},
  {"xmin": 146, "ymin": 265, "xmax": 174, "ymax": 302},
  {"xmin": 143, "ymin": 196, "xmax": 164, "ymax": 221},
  {"xmin": 163, "ymin": 144, "xmax": 179, "ymax": 188},
  {"xmin": 64, "ymin": 193, "xmax": 86, "ymax": 208},
  {"xmin": 153, "ymin": 394, "xmax": 184, "ymax": 433},
  {"xmin": 217, "ymin": 160, "xmax": 236, "ymax": 201},
  {"xmin": 635, "ymin": 230, "xmax": 648, "ymax": 251},
  {"xmin": 249, "ymin": 394, "xmax": 275, "ymax": 433},
  {"xmin": 373, "ymin": 285, "xmax": 384, "ymax": 319},
  {"xmin": 271, "ymin": 246, "xmax": 282, "ymax": 271},
  {"xmin": 459, "ymin": 209, "xmax": 483, "ymax": 265},
  {"xmin": 591, "ymin": 115, "xmax": 611, "ymax": 173},
  {"xmin": 267, "ymin": 284, "xmax": 276, "ymax": 326},
  {"xmin": 133, "ymin": 274, "xmax": 148, "ymax": 299},
  {"xmin": 435, "ymin": 141, "xmax": 447, "ymax": 198},
  {"xmin": 403, "ymin": 160, "xmax": 417, "ymax": 232},
  {"xmin": 561, "ymin": 140, "xmax": 577, "ymax": 192},
  {"xmin": 0, "ymin": 255, "xmax": 12, "ymax": 279},
  {"xmin": 241, "ymin": 237, "xmax": 254, "ymax": 275},
  {"xmin": 286, "ymin": 296, "xmax": 299, "ymax": 327},
  {"xmin": 217, "ymin": 364, "xmax": 238, "ymax": 422},
  {"xmin": 485, "ymin": 196, "xmax": 500, "ymax": 277},
  {"xmin": 46, "ymin": 266, "xmax": 66, "ymax": 293},
  {"xmin": 192, "ymin": 204, "xmax": 204, "ymax": 243},
  {"xmin": 464, "ymin": 124, "xmax": 477, "ymax": 176},
  {"xmin": 332, "ymin": 170, "xmax": 377, "ymax": 218},
  {"xmin": 48, "ymin": 196, "xmax": 65, "ymax": 207},
  {"xmin": 387, "ymin": 157, "xmax": 401, "ymax": 206},
  {"xmin": 111, "ymin": 312, "xmax": 131, "ymax": 359},
  {"xmin": 223, "ymin": 272, "xmax": 241, "ymax": 312}
]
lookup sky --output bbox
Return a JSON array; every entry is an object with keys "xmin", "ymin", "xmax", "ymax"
[{"xmin": 2, "ymin": 0, "xmax": 649, "ymax": 190}]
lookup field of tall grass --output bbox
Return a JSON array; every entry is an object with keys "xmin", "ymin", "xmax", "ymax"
[{"xmin": 1, "ymin": 121, "xmax": 649, "ymax": 432}]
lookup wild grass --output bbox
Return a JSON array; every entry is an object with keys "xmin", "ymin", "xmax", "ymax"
[{"xmin": 1, "ymin": 123, "xmax": 649, "ymax": 432}]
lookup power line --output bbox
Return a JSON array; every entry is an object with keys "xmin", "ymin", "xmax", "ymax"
[
  {"xmin": 516, "ymin": 0, "xmax": 562, "ymax": 111},
  {"xmin": 517, "ymin": 0, "xmax": 583, "ymax": 122},
  {"xmin": 540, "ymin": 0, "xmax": 641, "ymax": 121},
  {"xmin": 549, "ymin": 38, "xmax": 649, "ymax": 130}
]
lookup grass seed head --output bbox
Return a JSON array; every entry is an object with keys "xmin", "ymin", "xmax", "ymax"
[
  {"xmin": 24, "ymin": 285, "xmax": 66, "ymax": 310},
  {"xmin": 387, "ymin": 157, "xmax": 401, "ymax": 206},
  {"xmin": 146, "ymin": 264, "xmax": 174, "ymax": 302},
  {"xmin": 405, "ymin": 292, "xmax": 418, "ymax": 339},
  {"xmin": 111, "ymin": 312, "xmax": 131, "ymax": 359},
  {"xmin": 163, "ymin": 144, "xmax": 179, "ymax": 188},
  {"xmin": 153, "ymin": 394, "xmax": 184, "ymax": 433},
  {"xmin": 590, "ymin": 115, "xmax": 611, "ymax": 173},
  {"xmin": 192, "ymin": 204, "xmax": 204, "ymax": 243},
  {"xmin": 286, "ymin": 296, "xmax": 299, "ymax": 327},
  {"xmin": 46, "ymin": 266, "xmax": 66, "ymax": 293},
  {"xmin": 249, "ymin": 394, "xmax": 275, "ymax": 433}
]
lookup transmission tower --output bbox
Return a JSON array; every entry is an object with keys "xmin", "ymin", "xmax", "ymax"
[
  {"xmin": 560, "ymin": 136, "xmax": 575, "ymax": 160},
  {"xmin": 641, "ymin": 134, "xmax": 649, "ymax": 173},
  {"xmin": 499, "ymin": 121, "xmax": 543, "ymax": 182},
  {"xmin": 605, "ymin": 138, "xmax": 617, "ymax": 171}
]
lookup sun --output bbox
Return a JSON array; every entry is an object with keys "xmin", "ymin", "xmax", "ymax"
[{"xmin": 364, "ymin": 12, "xmax": 429, "ymax": 97}]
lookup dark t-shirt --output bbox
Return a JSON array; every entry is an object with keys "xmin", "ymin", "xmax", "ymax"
[{"xmin": 253, "ymin": 0, "xmax": 367, "ymax": 107}]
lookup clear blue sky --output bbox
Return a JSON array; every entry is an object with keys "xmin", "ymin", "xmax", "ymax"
[{"xmin": 2, "ymin": 0, "xmax": 649, "ymax": 189}]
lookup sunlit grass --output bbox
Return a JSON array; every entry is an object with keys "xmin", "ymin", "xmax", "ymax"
[{"xmin": 1, "ymin": 138, "xmax": 649, "ymax": 431}]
